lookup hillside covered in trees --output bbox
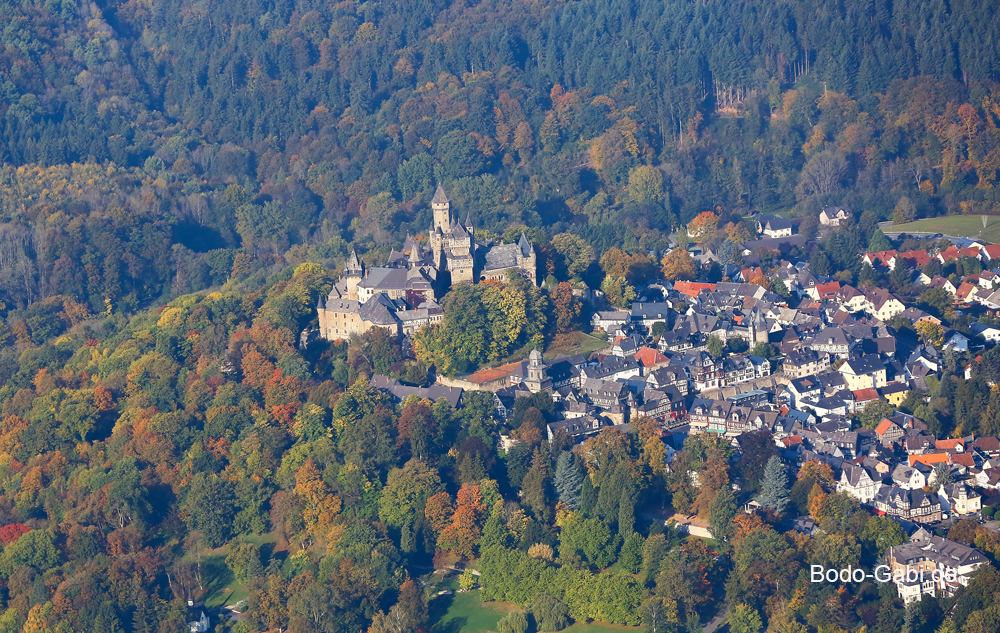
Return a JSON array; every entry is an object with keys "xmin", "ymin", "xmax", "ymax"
[{"xmin": 1, "ymin": 0, "xmax": 1000, "ymax": 315}]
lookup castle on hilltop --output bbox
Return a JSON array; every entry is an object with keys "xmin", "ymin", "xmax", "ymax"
[{"xmin": 316, "ymin": 185, "xmax": 537, "ymax": 341}]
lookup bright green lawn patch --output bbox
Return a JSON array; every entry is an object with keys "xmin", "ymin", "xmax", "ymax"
[
  {"xmin": 887, "ymin": 216, "xmax": 1000, "ymax": 242},
  {"xmin": 429, "ymin": 590, "xmax": 639, "ymax": 633}
]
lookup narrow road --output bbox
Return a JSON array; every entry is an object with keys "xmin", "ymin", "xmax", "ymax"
[{"xmin": 703, "ymin": 606, "xmax": 729, "ymax": 633}]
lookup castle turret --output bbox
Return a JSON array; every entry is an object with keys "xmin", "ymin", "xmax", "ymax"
[
  {"xmin": 432, "ymin": 184, "xmax": 451, "ymax": 232},
  {"xmin": 343, "ymin": 249, "xmax": 364, "ymax": 301},
  {"xmin": 316, "ymin": 296, "xmax": 327, "ymax": 336}
]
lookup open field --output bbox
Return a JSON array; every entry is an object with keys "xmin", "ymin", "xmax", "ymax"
[
  {"xmin": 545, "ymin": 331, "xmax": 610, "ymax": 359},
  {"xmin": 429, "ymin": 589, "xmax": 638, "ymax": 633},
  {"xmin": 885, "ymin": 216, "xmax": 1000, "ymax": 243}
]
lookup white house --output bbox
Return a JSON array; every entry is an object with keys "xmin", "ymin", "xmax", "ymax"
[
  {"xmin": 890, "ymin": 464, "xmax": 926, "ymax": 490},
  {"xmin": 591, "ymin": 310, "xmax": 630, "ymax": 333},
  {"xmin": 970, "ymin": 322, "xmax": 1000, "ymax": 343},
  {"xmin": 820, "ymin": 206, "xmax": 852, "ymax": 226},
  {"xmin": 938, "ymin": 483, "xmax": 982, "ymax": 516},
  {"xmin": 837, "ymin": 464, "xmax": 880, "ymax": 504}
]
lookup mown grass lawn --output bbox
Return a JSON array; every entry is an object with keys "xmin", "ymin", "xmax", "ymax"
[
  {"xmin": 887, "ymin": 215, "xmax": 1000, "ymax": 242},
  {"xmin": 429, "ymin": 589, "xmax": 639, "ymax": 633}
]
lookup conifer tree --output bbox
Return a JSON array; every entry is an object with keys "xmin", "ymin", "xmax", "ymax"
[
  {"xmin": 521, "ymin": 448, "xmax": 554, "ymax": 524},
  {"xmin": 758, "ymin": 456, "xmax": 789, "ymax": 513},
  {"xmin": 708, "ymin": 487, "xmax": 738, "ymax": 542},
  {"xmin": 554, "ymin": 451, "xmax": 582, "ymax": 510}
]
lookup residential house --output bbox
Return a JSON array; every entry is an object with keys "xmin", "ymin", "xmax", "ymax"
[
  {"xmin": 757, "ymin": 215, "xmax": 794, "ymax": 238},
  {"xmin": 837, "ymin": 464, "xmax": 880, "ymax": 503},
  {"xmin": 580, "ymin": 379, "xmax": 629, "ymax": 417},
  {"xmin": 853, "ymin": 388, "xmax": 881, "ymax": 412},
  {"xmin": 874, "ymin": 418, "xmax": 906, "ymax": 446},
  {"xmin": 891, "ymin": 250, "xmax": 932, "ymax": 271},
  {"xmin": 880, "ymin": 383, "xmax": 909, "ymax": 407},
  {"xmin": 970, "ymin": 322, "xmax": 1000, "ymax": 343},
  {"xmin": 890, "ymin": 463, "xmax": 927, "ymax": 490},
  {"xmin": 579, "ymin": 356, "xmax": 641, "ymax": 382},
  {"xmin": 938, "ymin": 246, "xmax": 984, "ymax": 264},
  {"xmin": 724, "ymin": 355, "xmax": 757, "ymax": 385},
  {"xmin": 630, "ymin": 302, "xmax": 672, "ymax": 331},
  {"xmin": 783, "ymin": 348, "xmax": 831, "ymax": 378},
  {"xmin": 980, "ymin": 243, "xmax": 1000, "ymax": 261},
  {"xmin": 611, "ymin": 334, "xmax": 645, "ymax": 357},
  {"xmin": 938, "ymin": 483, "xmax": 982, "ymax": 516},
  {"xmin": 820, "ymin": 206, "xmax": 852, "ymax": 226},
  {"xmin": 646, "ymin": 366, "xmax": 689, "ymax": 396},
  {"xmin": 681, "ymin": 351, "xmax": 725, "ymax": 391},
  {"xmin": 659, "ymin": 331, "xmax": 696, "ymax": 355},
  {"xmin": 634, "ymin": 347, "xmax": 670, "ymax": 373},
  {"xmin": 863, "ymin": 288, "xmax": 906, "ymax": 320},
  {"xmin": 840, "ymin": 354, "xmax": 888, "ymax": 390},
  {"xmin": 592, "ymin": 310, "xmax": 631, "ymax": 333},
  {"xmin": 782, "ymin": 377, "xmax": 823, "ymax": 407},
  {"xmin": 748, "ymin": 355, "xmax": 772, "ymax": 379},
  {"xmin": 547, "ymin": 417, "xmax": 603, "ymax": 442},
  {"xmin": 887, "ymin": 531, "xmax": 988, "ymax": 604},
  {"xmin": 805, "ymin": 327, "xmax": 855, "ymax": 359},
  {"xmin": 863, "ymin": 250, "xmax": 897, "ymax": 270},
  {"xmin": 873, "ymin": 485, "xmax": 942, "ymax": 524}
]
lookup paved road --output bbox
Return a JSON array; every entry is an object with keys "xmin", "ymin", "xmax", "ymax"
[{"xmin": 703, "ymin": 606, "xmax": 729, "ymax": 633}]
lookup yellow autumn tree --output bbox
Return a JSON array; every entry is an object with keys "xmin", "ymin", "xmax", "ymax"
[
  {"xmin": 23, "ymin": 602, "xmax": 54, "ymax": 633},
  {"xmin": 634, "ymin": 417, "xmax": 667, "ymax": 476},
  {"xmin": 660, "ymin": 248, "xmax": 697, "ymax": 281},
  {"xmin": 686, "ymin": 211, "xmax": 719, "ymax": 242},
  {"xmin": 293, "ymin": 459, "xmax": 342, "ymax": 542}
]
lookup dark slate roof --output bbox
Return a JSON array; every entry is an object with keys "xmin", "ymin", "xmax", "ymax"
[
  {"xmin": 370, "ymin": 375, "xmax": 462, "ymax": 407},
  {"xmin": 358, "ymin": 293, "xmax": 400, "ymax": 325},
  {"xmin": 432, "ymin": 184, "xmax": 449, "ymax": 204},
  {"xmin": 844, "ymin": 354, "xmax": 886, "ymax": 376},
  {"xmin": 547, "ymin": 417, "xmax": 604, "ymax": 438},
  {"xmin": 483, "ymin": 242, "xmax": 523, "ymax": 271}
]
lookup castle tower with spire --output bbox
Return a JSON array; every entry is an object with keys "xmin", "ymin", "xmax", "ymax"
[
  {"xmin": 432, "ymin": 184, "xmax": 451, "ymax": 232},
  {"xmin": 342, "ymin": 249, "xmax": 364, "ymax": 301}
]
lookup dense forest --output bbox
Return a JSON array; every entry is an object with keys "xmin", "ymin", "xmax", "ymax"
[{"xmin": 2, "ymin": 0, "xmax": 1000, "ymax": 314}]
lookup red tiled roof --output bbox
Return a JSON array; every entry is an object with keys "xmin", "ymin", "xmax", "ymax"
[
  {"xmin": 466, "ymin": 361, "xmax": 523, "ymax": 384},
  {"xmin": 897, "ymin": 250, "xmax": 932, "ymax": 267},
  {"xmin": 982, "ymin": 244, "xmax": 1000, "ymax": 260},
  {"xmin": 817, "ymin": 281, "xmax": 841, "ymax": 298},
  {"xmin": 674, "ymin": 281, "xmax": 716, "ymax": 298},
  {"xmin": 909, "ymin": 453, "xmax": 951, "ymax": 467},
  {"xmin": 865, "ymin": 250, "xmax": 897, "ymax": 266},
  {"xmin": 935, "ymin": 438, "xmax": 965, "ymax": 450},
  {"xmin": 951, "ymin": 453, "xmax": 976, "ymax": 468},
  {"xmin": 853, "ymin": 388, "xmax": 880, "ymax": 402},
  {"xmin": 939, "ymin": 246, "xmax": 982, "ymax": 262},
  {"xmin": 634, "ymin": 347, "xmax": 668, "ymax": 368},
  {"xmin": 874, "ymin": 418, "xmax": 894, "ymax": 435},
  {"xmin": 956, "ymin": 281, "xmax": 978, "ymax": 300}
]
